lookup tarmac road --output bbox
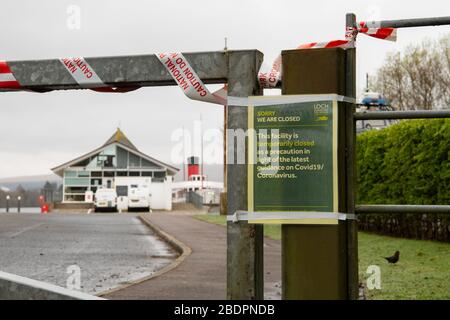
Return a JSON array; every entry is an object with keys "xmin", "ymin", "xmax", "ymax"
[{"xmin": 0, "ymin": 212, "xmax": 176, "ymax": 295}]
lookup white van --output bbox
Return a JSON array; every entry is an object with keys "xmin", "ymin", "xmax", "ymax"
[
  {"xmin": 94, "ymin": 188, "xmax": 117, "ymax": 212},
  {"xmin": 128, "ymin": 187, "xmax": 151, "ymax": 211}
]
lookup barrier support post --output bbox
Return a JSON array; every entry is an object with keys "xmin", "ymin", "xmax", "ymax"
[{"xmin": 226, "ymin": 51, "xmax": 264, "ymax": 299}]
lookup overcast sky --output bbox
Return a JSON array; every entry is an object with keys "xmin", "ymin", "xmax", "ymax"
[{"xmin": 0, "ymin": 0, "xmax": 449, "ymax": 180}]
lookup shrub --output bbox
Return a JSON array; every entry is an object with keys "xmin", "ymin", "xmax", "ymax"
[{"xmin": 356, "ymin": 119, "xmax": 450, "ymax": 241}]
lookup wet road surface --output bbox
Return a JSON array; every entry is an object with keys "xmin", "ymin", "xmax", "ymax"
[{"xmin": 0, "ymin": 212, "xmax": 176, "ymax": 295}]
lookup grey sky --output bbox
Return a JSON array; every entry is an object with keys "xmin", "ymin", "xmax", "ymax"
[{"xmin": 0, "ymin": 0, "xmax": 449, "ymax": 179}]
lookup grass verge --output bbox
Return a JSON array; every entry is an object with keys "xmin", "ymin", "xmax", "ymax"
[{"xmin": 193, "ymin": 214, "xmax": 450, "ymax": 300}]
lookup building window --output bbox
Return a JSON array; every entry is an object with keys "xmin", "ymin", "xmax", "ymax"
[
  {"xmin": 65, "ymin": 186, "xmax": 88, "ymax": 194},
  {"xmin": 129, "ymin": 171, "xmax": 140, "ymax": 177},
  {"xmin": 64, "ymin": 177, "xmax": 90, "ymax": 186},
  {"xmin": 116, "ymin": 185, "xmax": 128, "ymax": 197},
  {"xmin": 117, "ymin": 147, "xmax": 128, "ymax": 168},
  {"xmin": 153, "ymin": 171, "xmax": 166, "ymax": 182},
  {"xmin": 64, "ymin": 194, "xmax": 85, "ymax": 202},
  {"xmin": 141, "ymin": 171, "xmax": 153, "ymax": 177},
  {"xmin": 77, "ymin": 171, "xmax": 89, "ymax": 177},
  {"xmin": 105, "ymin": 155, "xmax": 115, "ymax": 167},
  {"xmin": 91, "ymin": 178, "xmax": 102, "ymax": 186},
  {"xmin": 104, "ymin": 171, "xmax": 115, "ymax": 177},
  {"xmin": 129, "ymin": 153, "xmax": 141, "ymax": 167},
  {"xmin": 64, "ymin": 170, "xmax": 77, "ymax": 177},
  {"xmin": 116, "ymin": 171, "xmax": 128, "ymax": 176},
  {"xmin": 154, "ymin": 171, "xmax": 166, "ymax": 178},
  {"xmin": 91, "ymin": 171, "xmax": 102, "ymax": 177}
]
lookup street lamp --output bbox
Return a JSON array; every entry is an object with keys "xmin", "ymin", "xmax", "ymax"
[
  {"xmin": 6, "ymin": 195, "xmax": 10, "ymax": 213},
  {"xmin": 17, "ymin": 196, "xmax": 21, "ymax": 213}
]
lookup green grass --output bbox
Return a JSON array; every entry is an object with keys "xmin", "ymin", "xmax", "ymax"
[
  {"xmin": 194, "ymin": 214, "xmax": 282, "ymax": 240},
  {"xmin": 193, "ymin": 214, "xmax": 450, "ymax": 300},
  {"xmin": 195, "ymin": 214, "xmax": 227, "ymax": 226},
  {"xmin": 358, "ymin": 232, "xmax": 450, "ymax": 300}
]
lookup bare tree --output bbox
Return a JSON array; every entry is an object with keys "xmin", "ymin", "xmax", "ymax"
[
  {"xmin": 374, "ymin": 34, "xmax": 450, "ymax": 110},
  {"xmin": 437, "ymin": 37, "xmax": 450, "ymax": 107},
  {"xmin": 375, "ymin": 53, "xmax": 410, "ymax": 110}
]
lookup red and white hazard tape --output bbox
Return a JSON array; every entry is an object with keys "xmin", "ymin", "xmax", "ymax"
[
  {"xmin": 293, "ymin": 23, "xmax": 395, "ymax": 50},
  {"xmin": 294, "ymin": 23, "xmax": 395, "ymax": 50},
  {"xmin": 60, "ymin": 57, "xmax": 104, "ymax": 88},
  {"xmin": 156, "ymin": 53, "xmax": 227, "ymax": 105},
  {"xmin": 63, "ymin": 53, "xmax": 227, "ymax": 99},
  {"xmin": 0, "ymin": 61, "xmax": 21, "ymax": 90},
  {"xmin": 60, "ymin": 57, "xmax": 140, "ymax": 92},
  {"xmin": 258, "ymin": 22, "xmax": 396, "ymax": 89},
  {"xmin": 258, "ymin": 38, "xmax": 354, "ymax": 88},
  {"xmin": 0, "ymin": 19, "xmax": 398, "ymax": 105},
  {"xmin": 258, "ymin": 55, "xmax": 282, "ymax": 89},
  {"xmin": 358, "ymin": 21, "xmax": 396, "ymax": 41}
]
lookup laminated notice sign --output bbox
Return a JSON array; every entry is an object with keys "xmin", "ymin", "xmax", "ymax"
[{"xmin": 247, "ymin": 96, "xmax": 338, "ymax": 224}]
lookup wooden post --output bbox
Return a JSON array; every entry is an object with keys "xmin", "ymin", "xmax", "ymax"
[{"xmin": 281, "ymin": 46, "xmax": 356, "ymax": 299}]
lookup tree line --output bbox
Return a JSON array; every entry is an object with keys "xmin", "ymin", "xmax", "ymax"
[{"xmin": 374, "ymin": 34, "xmax": 449, "ymax": 110}]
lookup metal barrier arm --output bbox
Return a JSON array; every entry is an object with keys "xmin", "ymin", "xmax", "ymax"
[
  {"xmin": 1, "ymin": 51, "xmax": 240, "ymax": 92},
  {"xmin": 376, "ymin": 16, "xmax": 450, "ymax": 29},
  {"xmin": 354, "ymin": 110, "xmax": 450, "ymax": 120},
  {"xmin": 356, "ymin": 205, "xmax": 450, "ymax": 214}
]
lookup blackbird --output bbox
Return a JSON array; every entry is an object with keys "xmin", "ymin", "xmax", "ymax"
[{"xmin": 384, "ymin": 251, "xmax": 400, "ymax": 264}]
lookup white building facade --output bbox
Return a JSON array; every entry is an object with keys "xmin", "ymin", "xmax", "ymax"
[{"xmin": 51, "ymin": 129, "xmax": 178, "ymax": 210}]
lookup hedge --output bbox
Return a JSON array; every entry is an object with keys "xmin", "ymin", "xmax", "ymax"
[{"xmin": 356, "ymin": 119, "xmax": 450, "ymax": 242}]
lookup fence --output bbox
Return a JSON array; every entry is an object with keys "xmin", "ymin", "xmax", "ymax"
[{"xmin": 338, "ymin": 13, "xmax": 450, "ymax": 299}]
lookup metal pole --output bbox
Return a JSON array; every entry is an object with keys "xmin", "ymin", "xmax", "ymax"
[
  {"xmin": 375, "ymin": 16, "xmax": 450, "ymax": 29},
  {"xmin": 345, "ymin": 13, "xmax": 359, "ymax": 300},
  {"xmin": 221, "ymin": 103, "xmax": 228, "ymax": 215},
  {"xmin": 354, "ymin": 110, "xmax": 450, "ymax": 120},
  {"xmin": 221, "ymin": 43, "xmax": 229, "ymax": 215},
  {"xmin": 227, "ymin": 50, "xmax": 264, "ymax": 300},
  {"xmin": 182, "ymin": 126, "xmax": 186, "ymax": 182},
  {"xmin": 200, "ymin": 115, "xmax": 204, "ymax": 190},
  {"xmin": 356, "ymin": 204, "xmax": 450, "ymax": 214}
]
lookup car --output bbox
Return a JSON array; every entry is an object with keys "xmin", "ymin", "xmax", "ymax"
[
  {"xmin": 128, "ymin": 187, "xmax": 151, "ymax": 212},
  {"xmin": 356, "ymin": 118, "xmax": 398, "ymax": 133},
  {"xmin": 361, "ymin": 91, "xmax": 388, "ymax": 107},
  {"xmin": 94, "ymin": 188, "xmax": 117, "ymax": 212}
]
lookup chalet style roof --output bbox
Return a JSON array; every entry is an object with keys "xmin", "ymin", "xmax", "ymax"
[
  {"xmin": 51, "ymin": 128, "xmax": 179, "ymax": 177},
  {"xmin": 102, "ymin": 128, "xmax": 138, "ymax": 151}
]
